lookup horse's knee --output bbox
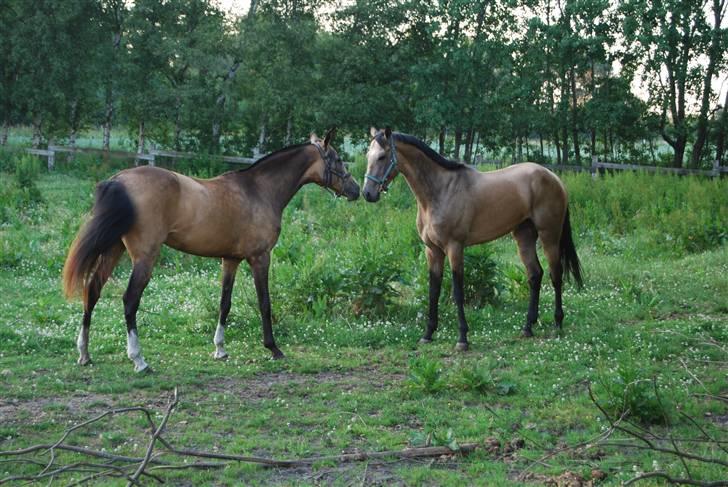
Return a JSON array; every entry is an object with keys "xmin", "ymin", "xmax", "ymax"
[{"xmin": 529, "ymin": 266, "xmax": 543, "ymax": 287}]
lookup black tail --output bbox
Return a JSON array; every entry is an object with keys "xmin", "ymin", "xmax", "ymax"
[
  {"xmin": 62, "ymin": 180, "xmax": 135, "ymax": 298},
  {"xmin": 560, "ymin": 207, "xmax": 583, "ymax": 289}
]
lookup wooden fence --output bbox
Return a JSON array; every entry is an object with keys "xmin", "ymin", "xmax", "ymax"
[
  {"xmin": 24, "ymin": 145, "xmax": 728, "ymax": 177},
  {"xmin": 475, "ymin": 155, "xmax": 727, "ymax": 177}
]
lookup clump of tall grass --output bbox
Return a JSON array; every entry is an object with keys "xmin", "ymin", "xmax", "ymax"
[
  {"xmin": 0, "ymin": 154, "xmax": 44, "ymax": 222},
  {"xmin": 564, "ymin": 171, "xmax": 727, "ymax": 254}
]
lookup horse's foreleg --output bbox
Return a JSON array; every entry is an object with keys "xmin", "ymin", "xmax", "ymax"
[
  {"xmin": 420, "ymin": 246, "xmax": 445, "ymax": 344},
  {"xmin": 447, "ymin": 244, "xmax": 469, "ymax": 351},
  {"xmin": 123, "ymin": 257, "xmax": 155, "ymax": 373},
  {"xmin": 213, "ymin": 258, "xmax": 241, "ymax": 360},
  {"xmin": 78, "ymin": 244, "xmax": 124, "ymax": 365},
  {"xmin": 250, "ymin": 252, "xmax": 284, "ymax": 359},
  {"xmin": 514, "ymin": 221, "xmax": 543, "ymax": 337}
]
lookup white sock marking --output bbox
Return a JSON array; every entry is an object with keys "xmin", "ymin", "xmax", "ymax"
[
  {"xmin": 213, "ymin": 323, "xmax": 227, "ymax": 359},
  {"xmin": 127, "ymin": 329, "xmax": 149, "ymax": 372}
]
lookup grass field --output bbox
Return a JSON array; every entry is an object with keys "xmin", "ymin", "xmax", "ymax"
[{"xmin": 0, "ymin": 152, "xmax": 726, "ymax": 485}]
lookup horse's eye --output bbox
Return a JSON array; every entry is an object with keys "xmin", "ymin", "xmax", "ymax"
[{"xmin": 377, "ymin": 155, "xmax": 385, "ymax": 162}]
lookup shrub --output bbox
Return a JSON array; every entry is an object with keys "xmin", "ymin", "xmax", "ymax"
[
  {"xmin": 594, "ymin": 359, "xmax": 673, "ymax": 425},
  {"xmin": 406, "ymin": 355, "xmax": 446, "ymax": 394},
  {"xmin": 463, "ymin": 244, "xmax": 503, "ymax": 306},
  {"xmin": 451, "ymin": 361, "xmax": 496, "ymax": 394}
]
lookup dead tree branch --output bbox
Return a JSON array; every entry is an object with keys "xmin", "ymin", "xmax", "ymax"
[
  {"xmin": 0, "ymin": 388, "xmax": 482, "ymax": 485},
  {"xmin": 588, "ymin": 382, "xmax": 728, "ymax": 486}
]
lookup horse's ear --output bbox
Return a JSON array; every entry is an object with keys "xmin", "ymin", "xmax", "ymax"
[
  {"xmin": 384, "ymin": 127, "xmax": 392, "ymax": 140},
  {"xmin": 323, "ymin": 127, "xmax": 336, "ymax": 148},
  {"xmin": 370, "ymin": 127, "xmax": 378, "ymax": 138},
  {"xmin": 309, "ymin": 132, "xmax": 318, "ymax": 144}
]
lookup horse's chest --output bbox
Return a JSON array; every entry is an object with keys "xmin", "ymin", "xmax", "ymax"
[{"xmin": 417, "ymin": 213, "xmax": 450, "ymax": 249}]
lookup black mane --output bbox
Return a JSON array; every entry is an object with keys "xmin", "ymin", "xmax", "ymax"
[
  {"xmin": 234, "ymin": 142, "xmax": 313, "ymax": 173},
  {"xmin": 377, "ymin": 132, "xmax": 465, "ymax": 171}
]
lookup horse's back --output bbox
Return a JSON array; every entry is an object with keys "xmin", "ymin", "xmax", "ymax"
[
  {"xmin": 110, "ymin": 166, "xmax": 209, "ymax": 255},
  {"xmin": 460, "ymin": 163, "xmax": 567, "ymax": 244}
]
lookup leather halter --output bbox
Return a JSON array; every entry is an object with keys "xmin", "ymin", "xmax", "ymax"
[
  {"xmin": 365, "ymin": 134, "xmax": 398, "ymax": 192},
  {"xmin": 313, "ymin": 143, "xmax": 352, "ymax": 197}
]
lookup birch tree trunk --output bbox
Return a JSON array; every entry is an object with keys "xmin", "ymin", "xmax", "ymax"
[
  {"xmin": 174, "ymin": 95, "xmax": 182, "ymax": 151},
  {"xmin": 690, "ymin": 0, "xmax": 726, "ymax": 167},
  {"xmin": 102, "ymin": 96, "xmax": 113, "ymax": 151},
  {"xmin": 285, "ymin": 114, "xmax": 293, "ymax": 145},
  {"xmin": 1, "ymin": 120, "xmax": 8, "ymax": 146},
  {"xmin": 569, "ymin": 66, "xmax": 581, "ymax": 164},
  {"xmin": 69, "ymin": 99, "xmax": 79, "ymax": 150},
  {"xmin": 136, "ymin": 120, "xmax": 145, "ymax": 166},
  {"xmin": 454, "ymin": 127, "xmax": 462, "ymax": 160},
  {"xmin": 32, "ymin": 115, "xmax": 42, "ymax": 148},
  {"xmin": 463, "ymin": 127, "xmax": 474, "ymax": 163},
  {"xmin": 715, "ymin": 90, "xmax": 728, "ymax": 165}
]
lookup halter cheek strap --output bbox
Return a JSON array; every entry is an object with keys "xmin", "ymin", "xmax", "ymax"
[
  {"xmin": 314, "ymin": 143, "xmax": 351, "ymax": 197},
  {"xmin": 365, "ymin": 135, "xmax": 398, "ymax": 192}
]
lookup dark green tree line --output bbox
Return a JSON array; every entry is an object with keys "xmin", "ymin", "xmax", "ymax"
[{"xmin": 1, "ymin": 0, "xmax": 726, "ymax": 167}]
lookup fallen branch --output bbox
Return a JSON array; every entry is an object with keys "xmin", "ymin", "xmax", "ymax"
[
  {"xmin": 587, "ymin": 382, "xmax": 728, "ymax": 486},
  {"xmin": 624, "ymin": 471, "xmax": 728, "ymax": 487},
  {"xmin": 0, "ymin": 389, "xmax": 482, "ymax": 485}
]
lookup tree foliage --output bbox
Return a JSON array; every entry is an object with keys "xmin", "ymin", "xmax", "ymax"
[{"xmin": 0, "ymin": 0, "xmax": 725, "ymax": 167}]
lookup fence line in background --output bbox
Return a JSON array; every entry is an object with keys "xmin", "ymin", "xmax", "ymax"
[
  {"xmin": 20, "ymin": 145, "xmax": 728, "ymax": 177},
  {"xmin": 475, "ymin": 155, "xmax": 726, "ymax": 177}
]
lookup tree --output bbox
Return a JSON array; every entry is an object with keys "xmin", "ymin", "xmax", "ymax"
[{"xmin": 622, "ymin": 0, "xmax": 713, "ymax": 167}]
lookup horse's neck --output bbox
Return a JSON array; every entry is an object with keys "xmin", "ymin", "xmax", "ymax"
[
  {"xmin": 242, "ymin": 149, "xmax": 315, "ymax": 212},
  {"xmin": 398, "ymin": 145, "xmax": 452, "ymax": 209}
]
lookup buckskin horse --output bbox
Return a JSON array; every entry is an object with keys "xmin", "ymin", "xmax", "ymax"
[
  {"xmin": 363, "ymin": 127, "xmax": 582, "ymax": 350},
  {"xmin": 63, "ymin": 130, "xmax": 359, "ymax": 372}
]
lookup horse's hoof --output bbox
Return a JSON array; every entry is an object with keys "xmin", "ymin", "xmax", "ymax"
[
  {"xmin": 522, "ymin": 329, "xmax": 534, "ymax": 338},
  {"xmin": 213, "ymin": 351, "xmax": 229, "ymax": 361},
  {"xmin": 455, "ymin": 342, "xmax": 469, "ymax": 352},
  {"xmin": 271, "ymin": 350, "xmax": 285, "ymax": 360},
  {"xmin": 135, "ymin": 365, "xmax": 152, "ymax": 374},
  {"xmin": 77, "ymin": 356, "xmax": 92, "ymax": 366},
  {"xmin": 418, "ymin": 337, "xmax": 432, "ymax": 345}
]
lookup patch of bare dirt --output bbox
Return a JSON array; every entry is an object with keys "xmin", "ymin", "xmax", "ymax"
[{"xmin": 0, "ymin": 367, "xmax": 405, "ymax": 429}]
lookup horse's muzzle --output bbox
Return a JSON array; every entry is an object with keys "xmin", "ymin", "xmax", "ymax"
[
  {"xmin": 363, "ymin": 186, "xmax": 380, "ymax": 203},
  {"xmin": 344, "ymin": 179, "xmax": 360, "ymax": 201}
]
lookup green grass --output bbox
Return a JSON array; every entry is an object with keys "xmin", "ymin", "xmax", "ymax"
[{"xmin": 0, "ymin": 157, "xmax": 726, "ymax": 485}]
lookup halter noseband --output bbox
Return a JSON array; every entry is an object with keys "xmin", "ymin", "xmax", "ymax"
[
  {"xmin": 365, "ymin": 134, "xmax": 398, "ymax": 192},
  {"xmin": 314, "ymin": 143, "xmax": 352, "ymax": 197}
]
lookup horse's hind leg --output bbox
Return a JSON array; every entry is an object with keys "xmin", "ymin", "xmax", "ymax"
[
  {"xmin": 78, "ymin": 243, "xmax": 125, "ymax": 365},
  {"xmin": 420, "ymin": 246, "xmax": 445, "ymax": 344},
  {"xmin": 513, "ymin": 220, "xmax": 543, "ymax": 337},
  {"xmin": 123, "ymin": 254, "xmax": 156, "ymax": 372},
  {"xmin": 213, "ymin": 258, "xmax": 241, "ymax": 360},
  {"xmin": 541, "ymin": 234, "xmax": 564, "ymax": 331}
]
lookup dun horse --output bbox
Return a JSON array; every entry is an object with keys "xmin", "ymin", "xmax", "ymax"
[
  {"xmin": 63, "ymin": 130, "xmax": 359, "ymax": 372},
  {"xmin": 363, "ymin": 128, "xmax": 582, "ymax": 350}
]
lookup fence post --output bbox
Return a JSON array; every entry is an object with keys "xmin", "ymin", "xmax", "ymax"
[
  {"xmin": 47, "ymin": 149, "xmax": 55, "ymax": 171},
  {"xmin": 713, "ymin": 159, "xmax": 720, "ymax": 177},
  {"xmin": 591, "ymin": 155, "xmax": 598, "ymax": 178}
]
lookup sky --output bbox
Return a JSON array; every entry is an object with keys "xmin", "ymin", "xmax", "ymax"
[{"xmin": 215, "ymin": 0, "xmax": 251, "ymax": 16}]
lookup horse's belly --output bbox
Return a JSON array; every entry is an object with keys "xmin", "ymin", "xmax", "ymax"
[
  {"xmin": 467, "ymin": 206, "xmax": 528, "ymax": 245},
  {"xmin": 164, "ymin": 233, "xmax": 237, "ymax": 257}
]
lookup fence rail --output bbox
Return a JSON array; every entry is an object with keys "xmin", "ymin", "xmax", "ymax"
[
  {"xmin": 21, "ymin": 145, "xmax": 728, "ymax": 177},
  {"xmin": 475, "ymin": 155, "xmax": 725, "ymax": 177}
]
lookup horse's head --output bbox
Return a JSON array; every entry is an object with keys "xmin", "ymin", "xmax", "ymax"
[
  {"xmin": 310, "ymin": 128, "xmax": 360, "ymax": 201},
  {"xmin": 363, "ymin": 127, "xmax": 399, "ymax": 203}
]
